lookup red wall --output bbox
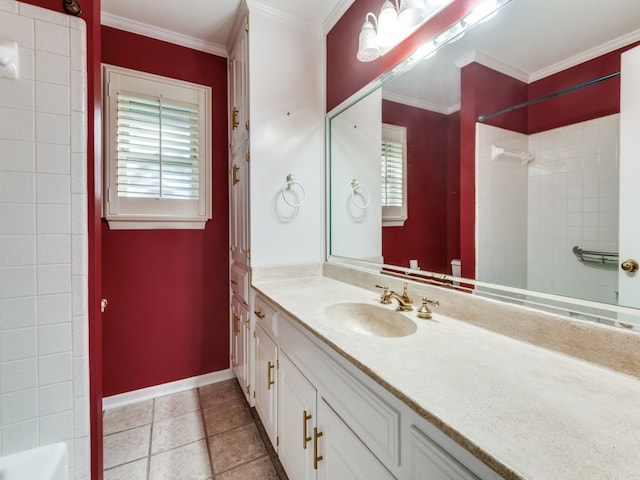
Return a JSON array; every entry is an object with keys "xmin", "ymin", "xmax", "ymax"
[
  {"xmin": 381, "ymin": 100, "xmax": 450, "ymax": 272},
  {"xmin": 327, "ymin": 0, "xmax": 482, "ymax": 111},
  {"xmin": 101, "ymin": 27, "xmax": 229, "ymax": 396}
]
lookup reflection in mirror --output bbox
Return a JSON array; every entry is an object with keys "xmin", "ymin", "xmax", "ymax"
[{"xmin": 328, "ymin": 0, "xmax": 640, "ymax": 328}]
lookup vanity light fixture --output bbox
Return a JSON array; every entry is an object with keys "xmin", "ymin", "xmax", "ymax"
[{"xmin": 357, "ymin": 0, "xmax": 452, "ymax": 62}]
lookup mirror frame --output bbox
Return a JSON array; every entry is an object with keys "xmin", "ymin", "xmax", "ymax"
[{"xmin": 325, "ymin": 0, "xmax": 640, "ymax": 328}]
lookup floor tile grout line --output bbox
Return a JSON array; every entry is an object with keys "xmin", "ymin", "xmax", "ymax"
[
  {"xmin": 146, "ymin": 399, "xmax": 155, "ymax": 480},
  {"xmin": 198, "ymin": 386, "xmax": 218, "ymax": 479}
]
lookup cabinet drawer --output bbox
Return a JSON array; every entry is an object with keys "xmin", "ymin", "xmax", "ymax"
[
  {"xmin": 231, "ymin": 264, "xmax": 249, "ymax": 303},
  {"xmin": 254, "ymin": 295, "xmax": 278, "ymax": 338}
]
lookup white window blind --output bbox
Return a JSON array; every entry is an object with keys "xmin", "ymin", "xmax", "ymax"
[
  {"xmin": 381, "ymin": 123, "xmax": 407, "ymax": 226},
  {"xmin": 116, "ymin": 93, "xmax": 200, "ymax": 200},
  {"xmin": 103, "ymin": 65, "xmax": 212, "ymax": 230}
]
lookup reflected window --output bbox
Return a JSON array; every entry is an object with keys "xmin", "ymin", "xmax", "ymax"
[{"xmin": 381, "ymin": 123, "xmax": 407, "ymax": 226}]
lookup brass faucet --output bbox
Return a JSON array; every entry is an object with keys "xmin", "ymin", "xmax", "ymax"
[{"xmin": 376, "ymin": 283, "xmax": 413, "ymax": 311}]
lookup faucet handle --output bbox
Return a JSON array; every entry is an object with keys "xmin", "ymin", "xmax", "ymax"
[
  {"xmin": 375, "ymin": 284, "xmax": 391, "ymax": 304},
  {"xmin": 417, "ymin": 297, "xmax": 439, "ymax": 320}
]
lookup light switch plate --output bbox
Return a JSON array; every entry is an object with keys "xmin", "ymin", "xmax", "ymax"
[{"xmin": 0, "ymin": 40, "xmax": 19, "ymax": 79}]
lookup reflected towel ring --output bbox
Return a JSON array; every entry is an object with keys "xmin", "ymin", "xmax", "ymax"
[
  {"xmin": 281, "ymin": 174, "xmax": 306, "ymax": 207},
  {"xmin": 350, "ymin": 179, "xmax": 370, "ymax": 209}
]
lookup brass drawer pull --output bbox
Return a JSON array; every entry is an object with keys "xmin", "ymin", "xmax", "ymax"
[
  {"xmin": 267, "ymin": 361, "xmax": 275, "ymax": 389},
  {"xmin": 313, "ymin": 427, "xmax": 323, "ymax": 469},
  {"xmin": 230, "ymin": 279, "xmax": 238, "ymax": 285},
  {"xmin": 233, "ymin": 313, "xmax": 239, "ymax": 335},
  {"xmin": 255, "ymin": 310, "xmax": 265, "ymax": 319},
  {"xmin": 232, "ymin": 164, "xmax": 240, "ymax": 185},
  {"xmin": 303, "ymin": 410, "xmax": 312, "ymax": 449}
]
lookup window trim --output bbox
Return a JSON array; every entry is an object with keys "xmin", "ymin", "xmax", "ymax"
[
  {"xmin": 102, "ymin": 64, "xmax": 212, "ymax": 230},
  {"xmin": 381, "ymin": 123, "xmax": 408, "ymax": 227}
]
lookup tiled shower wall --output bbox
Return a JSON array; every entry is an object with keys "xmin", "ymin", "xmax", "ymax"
[
  {"xmin": 476, "ymin": 114, "xmax": 620, "ymax": 305},
  {"xmin": 0, "ymin": 2, "xmax": 89, "ymax": 479},
  {"xmin": 528, "ymin": 114, "xmax": 620, "ymax": 305}
]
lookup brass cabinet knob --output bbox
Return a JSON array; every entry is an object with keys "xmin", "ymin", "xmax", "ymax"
[{"xmin": 621, "ymin": 259, "xmax": 639, "ymax": 273}]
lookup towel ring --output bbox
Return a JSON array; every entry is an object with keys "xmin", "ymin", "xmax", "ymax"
[
  {"xmin": 350, "ymin": 179, "xmax": 370, "ymax": 209},
  {"xmin": 281, "ymin": 174, "xmax": 306, "ymax": 208}
]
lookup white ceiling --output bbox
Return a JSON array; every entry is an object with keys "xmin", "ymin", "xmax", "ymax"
[{"xmin": 101, "ymin": 0, "xmax": 355, "ymax": 56}]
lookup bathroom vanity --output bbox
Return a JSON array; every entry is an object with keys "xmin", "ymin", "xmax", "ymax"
[{"xmin": 246, "ymin": 263, "xmax": 640, "ymax": 480}]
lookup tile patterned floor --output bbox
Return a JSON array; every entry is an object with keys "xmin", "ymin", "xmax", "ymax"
[{"xmin": 103, "ymin": 379, "xmax": 288, "ymax": 480}]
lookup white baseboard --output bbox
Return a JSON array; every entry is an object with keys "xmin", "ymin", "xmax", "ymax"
[{"xmin": 102, "ymin": 369, "xmax": 236, "ymax": 411}]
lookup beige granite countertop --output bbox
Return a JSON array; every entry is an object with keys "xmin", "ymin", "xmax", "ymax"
[{"xmin": 253, "ymin": 272, "xmax": 640, "ymax": 480}]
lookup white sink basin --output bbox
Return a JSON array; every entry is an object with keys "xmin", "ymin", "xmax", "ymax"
[{"xmin": 324, "ymin": 302, "xmax": 417, "ymax": 337}]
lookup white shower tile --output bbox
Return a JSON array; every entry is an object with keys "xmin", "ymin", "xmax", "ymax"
[
  {"xmin": 0, "ymin": 0, "xmax": 19, "ymax": 13},
  {"xmin": 0, "ymin": 358, "xmax": 37, "ymax": 393},
  {"xmin": 70, "ymin": 69, "xmax": 86, "ymax": 113},
  {"xmin": 0, "ymin": 296, "xmax": 36, "ymax": 330},
  {"xmin": 70, "ymin": 110, "xmax": 86, "ymax": 153},
  {"xmin": 37, "ymin": 234, "xmax": 71, "ymax": 265},
  {"xmin": 36, "ymin": 112, "xmax": 70, "ymax": 146},
  {"xmin": 37, "ymin": 264, "xmax": 71, "ymax": 296},
  {"xmin": 38, "ymin": 322, "xmax": 72, "ymax": 355},
  {"xmin": 18, "ymin": 46, "xmax": 35, "ymax": 81},
  {"xmin": 39, "ymin": 381, "xmax": 73, "ymax": 415},
  {"xmin": 71, "ymin": 193, "xmax": 87, "ymax": 234},
  {"xmin": 0, "ymin": 265, "xmax": 36, "ymax": 299},
  {"xmin": 35, "ymin": 19, "xmax": 69, "ymax": 56},
  {"xmin": 37, "ymin": 293, "xmax": 71, "ymax": 325},
  {"xmin": 0, "ymin": 77, "xmax": 35, "ymax": 111},
  {"xmin": 0, "ymin": 139, "xmax": 34, "ymax": 173},
  {"xmin": 39, "ymin": 409, "xmax": 73, "ymax": 444},
  {"xmin": 72, "ymin": 357, "xmax": 87, "ymax": 398},
  {"xmin": 36, "ymin": 204, "xmax": 70, "ymax": 234},
  {"xmin": 0, "ymin": 171, "xmax": 35, "ymax": 204},
  {"xmin": 0, "ymin": 106, "xmax": 34, "ymax": 142},
  {"xmin": 1, "ymin": 419, "xmax": 38, "ymax": 455},
  {"xmin": 69, "ymin": 26, "xmax": 86, "ymax": 73},
  {"xmin": 71, "ymin": 234, "xmax": 87, "ymax": 275},
  {"xmin": 0, "ymin": 11, "xmax": 34, "ymax": 47},
  {"xmin": 74, "ymin": 435, "xmax": 90, "ymax": 478},
  {"xmin": 0, "ymin": 326, "xmax": 36, "ymax": 361},
  {"xmin": 74, "ymin": 397, "xmax": 89, "ymax": 436},
  {"xmin": 72, "ymin": 315, "xmax": 87, "ymax": 358},
  {"xmin": 35, "ymin": 51, "xmax": 69, "ymax": 86},
  {"xmin": 36, "ymin": 143, "xmax": 70, "ymax": 175},
  {"xmin": 71, "ymin": 152, "xmax": 86, "ymax": 194},
  {"xmin": 19, "ymin": 3, "xmax": 69, "ymax": 27},
  {"xmin": 36, "ymin": 173, "xmax": 71, "ymax": 205},
  {"xmin": 38, "ymin": 351, "xmax": 73, "ymax": 385},
  {"xmin": 0, "ymin": 235, "xmax": 35, "ymax": 267},
  {"xmin": 71, "ymin": 275, "xmax": 87, "ymax": 317},
  {"xmin": 0, "ymin": 388, "xmax": 38, "ymax": 424},
  {"xmin": 36, "ymin": 81, "xmax": 70, "ymax": 115}
]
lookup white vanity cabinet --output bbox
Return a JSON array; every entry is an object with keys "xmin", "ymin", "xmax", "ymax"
[
  {"xmin": 230, "ymin": 296, "xmax": 249, "ymax": 396},
  {"xmin": 251, "ymin": 292, "xmax": 495, "ymax": 480},
  {"xmin": 228, "ymin": 16, "xmax": 248, "ymax": 155},
  {"xmin": 254, "ymin": 321, "xmax": 278, "ymax": 449}
]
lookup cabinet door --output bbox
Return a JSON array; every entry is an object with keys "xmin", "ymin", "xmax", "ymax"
[
  {"xmin": 255, "ymin": 323, "xmax": 278, "ymax": 449},
  {"xmin": 278, "ymin": 352, "xmax": 316, "ymax": 480},
  {"xmin": 229, "ymin": 142, "xmax": 249, "ymax": 266},
  {"xmin": 231, "ymin": 299, "xmax": 249, "ymax": 399},
  {"xmin": 317, "ymin": 398, "xmax": 395, "ymax": 480},
  {"xmin": 409, "ymin": 425, "xmax": 479, "ymax": 480},
  {"xmin": 229, "ymin": 18, "xmax": 248, "ymax": 154}
]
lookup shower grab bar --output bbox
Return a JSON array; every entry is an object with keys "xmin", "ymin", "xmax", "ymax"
[{"xmin": 572, "ymin": 246, "xmax": 619, "ymax": 265}]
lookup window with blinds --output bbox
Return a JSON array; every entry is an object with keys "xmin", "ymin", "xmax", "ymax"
[
  {"xmin": 103, "ymin": 65, "xmax": 212, "ymax": 229},
  {"xmin": 116, "ymin": 94, "xmax": 200, "ymax": 200},
  {"xmin": 381, "ymin": 123, "xmax": 407, "ymax": 226}
]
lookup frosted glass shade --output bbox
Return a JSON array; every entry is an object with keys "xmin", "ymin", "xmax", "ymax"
[
  {"xmin": 377, "ymin": 0, "xmax": 399, "ymax": 48},
  {"xmin": 356, "ymin": 19, "xmax": 380, "ymax": 62},
  {"xmin": 398, "ymin": 0, "xmax": 427, "ymax": 27}
]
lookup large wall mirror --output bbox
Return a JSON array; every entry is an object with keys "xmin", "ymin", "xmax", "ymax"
[{"xmin": 328, "ymin": 0, "xmax": 640, "ymax": 328}]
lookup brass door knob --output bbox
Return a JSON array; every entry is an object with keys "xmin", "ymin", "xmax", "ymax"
[{"xmin": 621, "ymin": 259, "xmax": 639, "ymax": 273}]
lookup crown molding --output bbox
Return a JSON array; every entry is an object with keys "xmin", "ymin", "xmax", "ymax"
[
  {"xmin": 101, "ymin": 12, "xmax": 228, "ymax": 57},
  {"xmin": 247, "ymin": 0, "xmax": 321, "ymax": 35},
  {"xmin": 530, "ymin": 29, "xmax": 640, "ymax": 82},
  {"xmin": 382, "ymin": 91, "xmax": 459, "ymax": 115},
  {"xmin": 455, "ymin": 50, "xmax": 529, "ymax": 83},
  {"xmin": 323, "ymin": 0, "xmax": 356, "ymax": 34}
]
